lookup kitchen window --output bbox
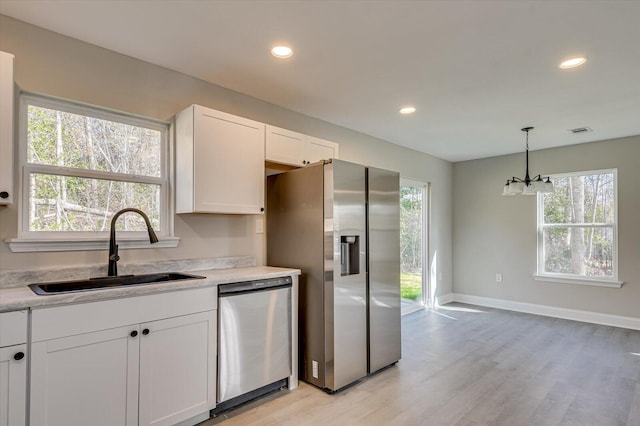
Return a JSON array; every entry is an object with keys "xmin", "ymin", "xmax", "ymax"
[
  {"xmin": 10, "ymin": 93, "xmax": 177, "ymax": 252},
  {"xmin": 535, "ymin": 169, "xmax": 621, "ymax": 288}
]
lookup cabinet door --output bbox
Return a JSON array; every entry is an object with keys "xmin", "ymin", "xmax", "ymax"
[
  {"xmin": 265, "ymin": 125, "xmax": 306, "ymax": 167},
  {"xmin": 30, "ymin": 326, "xmax": 140, "ymax": 426},
  {"xmin": 0, "ymin": 51, "xmax": 14, "ymax": 205},
  {"xmin": 306, "ymin": 136, "xmax": 339, "ymax": 164},
  {"xmin": 193, "ymin": 106, "xmax": 265, "ymax": 214},
  {"xmin": 0, "ymin": 344, "xmax": 26, "ymax": 426},
  {"xmin": 138, "ymin": 311, "xmax": 216, "ymax": 426}
]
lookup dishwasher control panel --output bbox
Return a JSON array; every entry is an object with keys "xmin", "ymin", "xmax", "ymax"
[{"xmin": 218, "ymin": 276, "xmax": 292, "ymax": 296}]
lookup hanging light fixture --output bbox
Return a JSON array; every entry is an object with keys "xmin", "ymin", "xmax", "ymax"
[{"xmin": 502, "ymin": 127, "xmax": 554, "ymax": 196}]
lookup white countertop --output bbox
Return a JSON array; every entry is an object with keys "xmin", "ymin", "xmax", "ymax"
[{"xmin": 0, "ymin": 266, "xmax": 300, "ymax": 312}]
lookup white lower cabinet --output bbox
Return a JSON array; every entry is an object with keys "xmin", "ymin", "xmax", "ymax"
[
  {"xmin": 30, "ymin": 326, "xmax": 140, "ymax": 426},
  {"xmin": 0, "ymin": 344, "xmax": 27, "ymax": 426},
  {"xmin": 29, "ymin": 288, "xmax": 217, "ymax": 426},
  {"xmin": 138, "ymin": 312, "xmax": 216, "ymax": 426},
  {"xmin": 0, "ymin": 310, "xmax": 28, "ymax": 426}
]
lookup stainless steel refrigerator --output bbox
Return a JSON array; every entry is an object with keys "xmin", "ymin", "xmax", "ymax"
[{"xmin": 267, "ymin": 159, "xmax": 401, "ymax": 392}]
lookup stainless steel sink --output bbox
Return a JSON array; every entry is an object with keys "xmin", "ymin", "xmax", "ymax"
[{"xmin": 28, "ymin": 272, "xmax": 205, "ymax": 295}]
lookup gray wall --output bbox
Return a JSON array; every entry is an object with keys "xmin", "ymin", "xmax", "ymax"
[
  {"xmin": 453, "ymin": 136, "xmax": 640, "ymax": 318},
  {"xmin": 0, "ymin": 16, "xmax": 453, "ymax": 298}
]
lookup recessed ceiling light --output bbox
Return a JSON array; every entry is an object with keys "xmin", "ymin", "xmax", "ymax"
[
  {"xmin": 559, "ymin": 56, "xmax": 587, "ymax": 69},
  {"xmin": 399, "ymin": 106, "xmax": 416, "ymax": 115},
  {"xmin": 271, "ymin": 45, "xmax": 293, "ymax": 58},
  {"xmin": 569, "ymin": 127, "xmax": 592, "ymax": 134}
]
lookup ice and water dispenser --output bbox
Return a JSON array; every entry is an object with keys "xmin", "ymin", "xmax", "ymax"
[{"xmin": 340, "ymin": 235, "xmax": 360, "ymax": 276}]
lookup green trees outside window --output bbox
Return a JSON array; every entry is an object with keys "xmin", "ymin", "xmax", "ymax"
[
  {"xmin": 400, "ymin": 185, "xmax": 424, "ymax": 301},
  {"xmin": 23, "ymin": 96, "xmax": 167, "ymax": 235},
  {"xmin": 540, "ymin": 170, "xmax": 616, "ymax": 278}
]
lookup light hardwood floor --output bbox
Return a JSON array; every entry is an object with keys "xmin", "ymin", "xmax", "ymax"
[{"xmin": 203, "ymin": 303, "xmax": 640, "ymax": 425}]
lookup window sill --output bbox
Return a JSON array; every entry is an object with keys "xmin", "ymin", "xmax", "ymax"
[
  {"xmin": 6, "ymin": 237, "xmax": 180, "ymax": 253},
  {"xmin": 533, "ymin": 274, "xmax": 623, "ymax": 289}
]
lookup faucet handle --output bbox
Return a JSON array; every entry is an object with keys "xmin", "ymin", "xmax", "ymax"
[{"xmin": 109, "ymin": 244, "xmax": 120, "ymax": 262}]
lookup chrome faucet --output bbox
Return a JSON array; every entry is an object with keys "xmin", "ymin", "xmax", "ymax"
[{"xmin": 108, "ymin": 208, "xmax": 159, "ymax": 276}]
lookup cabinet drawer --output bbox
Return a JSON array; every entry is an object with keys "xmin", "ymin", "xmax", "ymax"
[
  {"xmin": 0, "ymin": 310, "xmax": 28, "ymax": 347},
  {"xmin": 32, "ymin": 287, "xmax": 217, "ymax": 342}
]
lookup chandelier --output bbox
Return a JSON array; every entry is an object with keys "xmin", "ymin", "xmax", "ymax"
[{"xmin": 502, "ymin": 127, "xmax": 554, "ymax": 196}]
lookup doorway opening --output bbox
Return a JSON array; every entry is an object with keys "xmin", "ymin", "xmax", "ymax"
[{"xmin": 400, "ymin": 179, "xmax": 430, "ymax": 315}]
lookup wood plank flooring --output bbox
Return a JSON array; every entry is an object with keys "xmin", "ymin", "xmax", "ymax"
[{"xmin": 202, "ymin": 303, "xmax": 640, "ymax": 425}]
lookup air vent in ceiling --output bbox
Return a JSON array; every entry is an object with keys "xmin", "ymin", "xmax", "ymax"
[{"xmin": 569, "ymin": 127, "xmax": 592, "ymax": 134}]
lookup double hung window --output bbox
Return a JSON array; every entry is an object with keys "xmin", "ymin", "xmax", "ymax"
[
  {"xmin": 537, "ymin": 169, "xmax": 619, "ymax": 286},
  {"xmin": 15, "ymin": 93, "xmax": 172, "ymax": 250}
]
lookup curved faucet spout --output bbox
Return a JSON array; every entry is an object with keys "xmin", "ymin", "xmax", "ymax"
[{"xmin": 108, "ymin": 208, "xmax": 159, "ymax": 276}]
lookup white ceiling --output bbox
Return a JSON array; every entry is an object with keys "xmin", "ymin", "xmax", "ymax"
[{"xmin": 1, "ymin": 0, "xmax": 639, "ymax": 162}]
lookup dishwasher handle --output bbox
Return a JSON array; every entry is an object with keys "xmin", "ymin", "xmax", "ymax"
[{"xmin": 218, "ymin": 276, "xmax": 292, "ymax": 296}]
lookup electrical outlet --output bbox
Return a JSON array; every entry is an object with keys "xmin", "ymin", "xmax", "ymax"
[
  {"xmin": 496, "ymin": 273, "xmax": 503, "ymax": 283},
  {"xmin": 312, "ymin": 360, "xmax": 319, "ymax": 378},
  {"xmin": 255, "ymin": 218, "xmax": 264, "ymax": 234}
]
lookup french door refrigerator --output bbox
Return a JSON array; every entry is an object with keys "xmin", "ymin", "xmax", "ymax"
[{"xmin": 267, "ymin": 159, "xmax": 401, "ymax": 392}]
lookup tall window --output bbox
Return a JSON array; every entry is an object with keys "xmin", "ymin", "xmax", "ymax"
[
  {"xmin": 537, "ymin": 169, "xmax": 618, "ymax": 283},
  {"xmin": 19, "ymin": 94, "xmax": 169, "ymax": 241}
]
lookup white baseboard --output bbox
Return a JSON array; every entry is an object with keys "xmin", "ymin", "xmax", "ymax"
[
  {"xmin": 439, "ymin": 293, "xmax": 640, "ymax": 331},
  {"xmin": 435, "ymin": 293, "xmax": 454, "ymax": 306}
]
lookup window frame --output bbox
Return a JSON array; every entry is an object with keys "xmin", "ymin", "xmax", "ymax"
[
  {"xmin": 535, "ymin": 168, "xmax": 621, "ymax": 288},
  {"xmin": 10, "ymin": 92, "xmax": 177, "ymax": 252}
]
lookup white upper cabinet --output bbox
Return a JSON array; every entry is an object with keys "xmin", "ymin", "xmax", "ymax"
[
  {"xmin": 266, "ymin": 125, "xmax": 339, "ymax": 167},
  {"xmin": 0, "ymin": 51, "xmax": 15, "ymax": 205},
  {"xmin": 306, "ymin": 135, "xmax": 339, "ymax": 165},
  {"xmin": 265, "ymin": 126, "xmax": 306, "ymax": 167},
  {"xmin": 176, "ymin": 105, "xmax": 265, "ymax": 214}
]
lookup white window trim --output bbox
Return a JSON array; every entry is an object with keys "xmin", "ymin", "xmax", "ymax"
[
  {"xmin": 8, "ymin": 92, "xmax": 178, "ymax": 252},
  {"xmin": 532, "ymin": 274, "xmax": 622, "ymax": 288},
  {"xmin": 536, "ymin": 168, "xmax": 620, "ymax": 288}
]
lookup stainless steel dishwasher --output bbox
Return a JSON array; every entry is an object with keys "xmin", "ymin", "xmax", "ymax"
[{"xmin": 216, "ymin": 276, "xmax": 292, "ymax": 411}]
